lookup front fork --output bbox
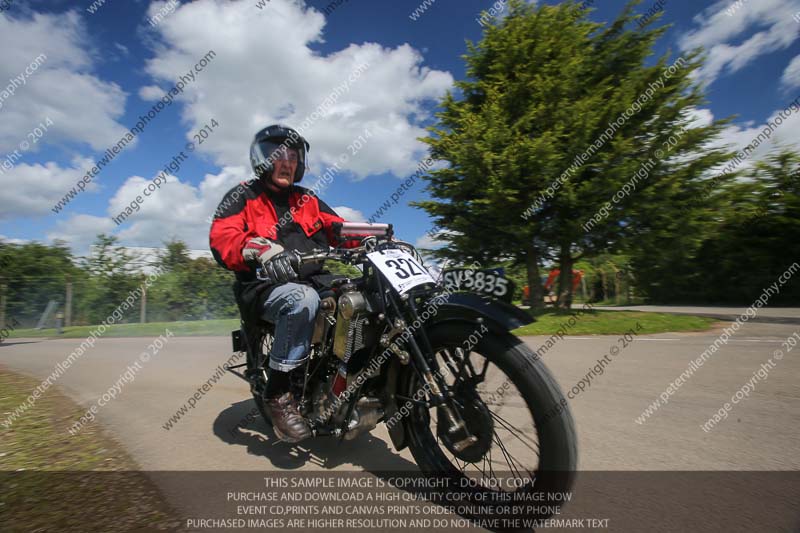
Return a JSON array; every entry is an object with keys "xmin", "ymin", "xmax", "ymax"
[{"xmin": 390, "ymin": 291, "xmax": 478, "ymax": 452}]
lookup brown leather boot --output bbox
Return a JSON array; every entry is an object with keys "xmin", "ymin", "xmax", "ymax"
[{"xmin": 265, "ymin": 391, "xmax": 312, "ymax": 443}]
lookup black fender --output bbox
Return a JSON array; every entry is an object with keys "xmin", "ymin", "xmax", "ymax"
[
  {"xmin": 425, "ymin": 291, "xmax": 533, "ymax": 333},
  {"xmin": 383, "ymin": 291, "xmax": 533, "ymax": 451}
]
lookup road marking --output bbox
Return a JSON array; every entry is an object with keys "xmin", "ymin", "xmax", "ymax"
[
  {"xmin": 560, "ymin": 337, "xmax": 785, "ymax": 343},
  {"xmin": 527, "ymin": 336, "xmax": 795, "ymax": 348},
  {"xmin": 676, "ymin": 339, "xmax": 784, "ymax": 343},
  {"xmin": 564, "ymin": 337, "xmax": 678, "ymax": 341}
]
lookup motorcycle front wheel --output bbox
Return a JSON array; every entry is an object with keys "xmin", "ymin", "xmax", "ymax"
[{"xmin": 401, "ymin": 322, "xmax": 577, "ymax": 524}]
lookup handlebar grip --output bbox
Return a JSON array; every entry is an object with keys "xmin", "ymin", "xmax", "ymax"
[
  {"xmin": 333, "ymin": 221, "xmax": 392, "ymax": 238},
  {"xmin": 295, "ymin": 251, "xmax": 330, "ymax": 265}
]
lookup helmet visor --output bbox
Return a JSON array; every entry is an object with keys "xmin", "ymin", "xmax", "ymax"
[{"xmin": 255, "ymin": 140, "xmax": 305, "ymax": 166}]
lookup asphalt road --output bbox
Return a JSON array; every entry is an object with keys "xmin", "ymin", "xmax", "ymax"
[{"xmin": 2, "ymin": 320, "xmax": 798, "ymax": 531}]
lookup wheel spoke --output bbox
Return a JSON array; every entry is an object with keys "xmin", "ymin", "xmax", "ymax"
[
  {"xmin": 489, "ymin": 411, "xmax": 540, "ymax": 455},
  {"xmin": 492, "ymin": 430, "xmax": 523, "ymax": 480},
  {"xmin": 480, "ymin": 454, "xmax": 489, "ymax": 479},
  {"xmin": 493, "ymin": 430, "xmax": 534, "ymax": 482},
  {"xmin": 488, "ymin": 444, "xmax": 497, "ymax": 481},
  {"xmin": 417, "ymin": 339, "xmax": 546, "ymax": 484},
  {"xmin": 479, "ymin": 441, "xmax": 496, "ymax": 483}
]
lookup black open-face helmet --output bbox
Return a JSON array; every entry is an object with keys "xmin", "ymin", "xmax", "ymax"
[{"xmin": 249, "ymin": 124, "xmax": 310, "ymax": 183}]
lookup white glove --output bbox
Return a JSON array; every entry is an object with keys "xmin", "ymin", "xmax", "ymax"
[
  {"xmin": 242, "ymin": 237, "xmax": 299, "ymax": 284},
  {"xmin": 242, "ymin": 237, "xmax": 284, "ymax": 266}
]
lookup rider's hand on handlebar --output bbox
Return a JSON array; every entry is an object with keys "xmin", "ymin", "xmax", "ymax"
[
  {"xmin": 242, "ymin": 238, "xmax": 300, "ymax": 284},
  {"xmin": 263, "ymin": 251, "xmax": 300, "ymax": 284}
]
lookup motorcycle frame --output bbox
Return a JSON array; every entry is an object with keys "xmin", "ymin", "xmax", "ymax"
[{"xmin": 229, "ymin": 236, "xmax": 534, "ymax": 445}]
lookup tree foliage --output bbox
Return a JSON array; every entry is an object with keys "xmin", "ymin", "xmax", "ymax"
[
  {"xmin": 631, "ymin": 150, "xmax": 800, "ymax": 303},
  {"xmin": 0, "ymin": 240, "xmax": 76, "ymax": 326},
  {"xmin": 0, "ymin": 235, "xmax": 238, "ymax": 326},
  {"xmin": 414, "ymin": 0, "xmax": 736, "ymax": 307}
]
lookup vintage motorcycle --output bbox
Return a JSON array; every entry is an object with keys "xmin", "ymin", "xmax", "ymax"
[{"xmin": 228, "ymin": 222, "xmax": 577, "ymax": 522}]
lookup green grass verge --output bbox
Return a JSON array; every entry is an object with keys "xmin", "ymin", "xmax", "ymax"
[
  {"xmin": 9, "ymin": 309, "xmax": 717, "ymax": 340},
  {"xmin": 7, "ymin": 318, "xmax": 240, "ymax": 339},
  {"xmin": 0, "ymin": 368, "xmax": 182, "ymax": 531},
  {"xmin": 7, "ymin": 309, "xmax": 716, "ymax": 340},
  {"xmin": 512, "ymin": 309, "xmax": 717, "ymax": 336}
]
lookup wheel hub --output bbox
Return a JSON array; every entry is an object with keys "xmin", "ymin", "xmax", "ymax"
[{"xmin": 438, "ymin": 385, "xmax": 494, "ymax": 463}]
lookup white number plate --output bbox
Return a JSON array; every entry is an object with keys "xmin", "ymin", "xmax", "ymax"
[{"xmin": 367, "ymin": 249, "xmax": 435, "ymax": 294}]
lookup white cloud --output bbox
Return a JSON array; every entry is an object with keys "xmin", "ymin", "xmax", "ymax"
[
  {"xmin": 138, "ymin": 85, "xmax": 165, "ymax": 101},
  {"xmin": 781, "ymin": 55, "xmax": 800, "ymax": 91},
  {"xmin": 42, "ymin": 166, "xmax": 248, "ymax": 253},
  {"xmin": 685, "ymin": 107, "xmax": 714, "ymax": 128},
  {"xmin": 0, "ymin": 157, "xmax": 97, "ymax": 219},
  {"xmin": 107, "ymin": 172, "xmax": 374, "ymax": 250},
  {"xmin": 415, "ymin": 232, "xmax": 445, "ymax": 250},
  {"xmin": 331, "ymin": 206, "xmax": 365, "ymax": 222},
  {"xmin": 0, "ymin": 11, "xmax": 130, "ymax": 152},
  {"xmin": 701, "ymin": 103, "xmax": 800, "ymax": 174},
  {"xmin": 47, "ymin": 166, "xmax": 381, "ymax": 253},
  {"xmin": 140, "ymin": 0, "xmax": 453, "ymax": 179},
  {"xmin": 0, "ymin": 234, "xmax": 29, "ymax": 245},
  {"xmin": 44, "ymin": 166, "xmax": 399, "ymax": 259},
  {"xmin": 680, "ymin": 0, "xmax": 800, "ymax": 85},
  {"xmin": 415, "ymin": 228, "xmax": 457, "ymax": 250},
  {"xmin": 46, "ymin": 214, "xmax": 116, "ymax": 254},
  {"xmin": 107, "ymin": 166, "xmax": 248, "ymax": 250}
]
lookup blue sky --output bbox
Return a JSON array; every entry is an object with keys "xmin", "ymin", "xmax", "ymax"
[{"xmin": 1, "ymin": 0, "xmax": 799, "ymax": 255}]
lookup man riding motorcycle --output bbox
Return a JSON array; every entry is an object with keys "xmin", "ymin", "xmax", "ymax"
[{"xmin": 209, "ymin": 124, "xmax": 356, "ymax": 443}]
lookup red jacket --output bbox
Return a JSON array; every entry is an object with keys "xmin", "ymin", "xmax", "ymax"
[
  {"xmin": 210, "ymin": 180, "xmax": 349, "ymax": 272},
  {"xmin": 210, "ymin": 179, "xmax": 356, "ymax": 319}
]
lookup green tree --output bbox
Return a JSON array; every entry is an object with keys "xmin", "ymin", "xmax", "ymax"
[
  {"xmin": 147, "ymin": 240, "xmax": 238, "ymax": 321},
  {"xmin": 414, "ymin": 0, "xmax": 734, "ymax": 309},
  {"xmin": 77, "ymin": 234, "xmax": 140, "ymax": 324},
  {"xmin": 0, "ymin": 240, "xmax": 77, "ymax": 327},
  {"xmin": 191, "ymin": 256, "xmax": 239, "ymax": 319},
  {"xmin": 669, "ymin": 149, "xmax": 800, "ymax": 303},
  {"xmin": 147, "ymin": 240, "xmax": 192, "ymax": 321},
  {"xmin": 157, "ymin": 240, "xmax": 193, "ymax": 272}
]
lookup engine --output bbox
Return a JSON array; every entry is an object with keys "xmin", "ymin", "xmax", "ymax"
[{"xmin": 310, "ymin": 283, "xmax": 383, "ymax": 439}]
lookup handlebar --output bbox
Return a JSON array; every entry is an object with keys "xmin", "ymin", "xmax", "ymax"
[
  {"xmin": 295, "ymin": 250, "xmax": 337, "ymax": 265},
  {"xmin": 337, "ymin": 222, "xmax": 392, "ymax": 237},
  {"xmin": 255, "ymin": 248, "xmax": 358, "ymax": 281},
  {"xmin": 255, "ymin": 227, "xmax": 418, "ymax": 282}
]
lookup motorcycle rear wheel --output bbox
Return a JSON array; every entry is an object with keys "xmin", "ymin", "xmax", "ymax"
[{"xmin": 245, "ymin": 326, "xmax": 274, "ymax": 428}]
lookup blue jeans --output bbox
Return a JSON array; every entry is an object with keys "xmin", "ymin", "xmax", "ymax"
[{"xmin": 260, "ymin": 283, "xmax": 320, "ymax": 372}]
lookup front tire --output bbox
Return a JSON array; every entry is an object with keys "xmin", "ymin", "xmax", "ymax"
[{"xmin": 402, "ymin": 322, "xmax": 577, "ymax": 524}]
